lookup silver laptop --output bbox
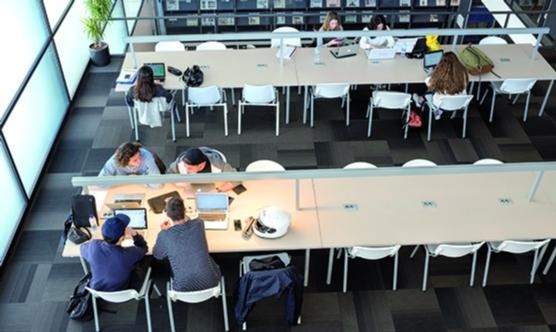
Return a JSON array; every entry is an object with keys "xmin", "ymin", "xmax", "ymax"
[
  {"xmin": 423, "ymin": 50, "xmax": 444, "ymax": 74},
  {"xmin": 195, "ymin": 192, "xmax": 229, "ymax": 230},
  {"xmin": 113, "ymin": 207, "xmax": 148, "ymax": 237},
  {"xmin": 366, "ymin": 48, "xmax": 396, "ymax": 60},
  {"xmin": 330, "ymin": 45, "xmax": 358, "ymax": 58}
]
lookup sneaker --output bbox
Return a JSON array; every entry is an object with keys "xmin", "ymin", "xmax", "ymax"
[
  {"xmin": 412, "ymin": 93, "xmax": 422, "ymax": 108},
  {"xmin": 433, "ymin": 109, "xmax": 443, "ymax": 120}
]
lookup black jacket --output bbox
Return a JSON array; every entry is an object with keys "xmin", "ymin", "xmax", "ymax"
[{"xmin": 234, "ymin": 265, "xmax": 303, "ymax": 325}]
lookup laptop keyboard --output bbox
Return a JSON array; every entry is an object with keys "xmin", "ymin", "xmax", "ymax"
[{"xmin": 199, "ymin": 213, "xmax": 226, "ymax": 221}]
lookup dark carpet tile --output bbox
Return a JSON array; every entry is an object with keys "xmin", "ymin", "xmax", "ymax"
[
  {"xmin": 74, "ymin": 72, "xmax": 119, "ymax": 108},
  {"xmin": 532, "ymin": 284, "xmax": 556, "ymax": 325},
  {"xmin": 530, "ymin": 136, "xmax": 556, "ymax": 161},
  {"xmin": 48, "ymin": 148, "xmax": 90, "ymax": 173},
  {"xmin": 0, "ymin": 263, "xmax": 38, "ymax": 303},
  {"xmin": 59, "ymin": 107, "xmax": 104, "ymax": 144},
  {"xmin": 105, "ymin": 90, "xmax": 127, "ymax": 107},
  {"xmin": 353, "ymin": 291, "xmax": 396, "ymax": 332},
  {"xmin": 521, "ymin": 116, "xmax": 556, "ymax": 137},
  {"xmin": 483, "ymin": 285, "xmax": 546, "ymax": 326},
  {"xmin": 387, "ymin": 289, "xmax": 445, "ymax": 332},
  {"xmin": 10, "ymin": 231, "xmax": 61, "ymax": 263},
  {"xmin": 81, "ymin": 148, "xmax": 116, "ymax": 175},
  {"xmin": 497, "ymin": 142, "xmax": 544, "ymax": 162},
  {"xmin": 435, "ymin": 287, "xmax": 496, "ymax": 329}
]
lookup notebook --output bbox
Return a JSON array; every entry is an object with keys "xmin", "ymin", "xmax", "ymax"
[
  {"xmin": 147, "ymin": 191, "xmax": 181, "ymax": 214},
  {"xmin": 190, "ymin": 183, "xmax": 216, "ymax": 193},
  {"xmin": 330, "ymin": 45, "xmax": 358, "ymax": 58},
  {"xmin": 393, "ymin": 38, "xmax": 419, "ymax": 54},
  {"xmin": 144, "ymin": 62, "xmax": 166, "ymax": 82},
  {"xmin": 195, "ymin": 192, "xmax": 229, "ymax": 230},
  {"xmin": 366, "ymin": 48, "xmax": 396, "ymax": 60},
  {"xmin": 423, "ymin": 50, "xmax": 444, "ymax": 74},
  {"xmin": 113, "ymin": 207, "xmax": 148, "ymax": 237}
]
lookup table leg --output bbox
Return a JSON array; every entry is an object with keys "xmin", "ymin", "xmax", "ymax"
[
  {"xmin": 538, "ymin": 80, "xmax": 554, "ymax": 117},
  {"xmin": 286, "ymin": 86, "xmax": 290, "ymax": 124},
  {"xmin": 304, "ymin": 249, "xmax": 310, "ymax": 287}
]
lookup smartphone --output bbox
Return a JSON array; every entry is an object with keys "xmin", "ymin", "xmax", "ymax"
[
  {"xmin": 233, "ymin": 219, "xmax": 242, "ymax": 231},
  {"xmin": 232, "ymin": 184, "xmax": 247, "ymax": 195}
]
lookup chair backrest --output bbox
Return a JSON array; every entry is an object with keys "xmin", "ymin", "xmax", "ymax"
[
  {"xmin": 245, "ymin": 159, "xmax": 285, "ymax": 172},
  {"xmin": 188, "ymin": 86, "xmax": 223, "ymax": 105},
  {"xmin": 499, "ymin": 79, "xmax": 537, "ymax": 94},
  {"xmin": 155, "ymin": 41, "xmax": 185, "ymax": 52},
  {"xmin": 402, "ymin": 159, "xmax": 437, "ymax": 167},
  {"xmin": 167, "ymin": 281, "xmax": 221, "ymax": 303},
  {"xmin": 242, "ymin": 84, "xmax": 276, "ymax": 103},
  {"xmin": 473, "ymin": 158, "xmax": 504, "ymax": 165},
  {"xmin": 85, "ymin": 267, "xmax": 151, "ymax": 303},
  {"xmin": 270, "ymin": 26, "xmax": 302, "ymax": 48},
  {"xmin": 134, "ymin": 96, "xmax": 171, "ymax": 112},
  {"xmin": 436, "ymin": 95, "xmax": 473, "ymax": 111},
  {"xmin": 349, "ymin": 245, "xmax": 401, "ymax": 260},
  {"xmin": 314, "ymin": 84, "xmax": 350, "ymax": 99},
  {"xmin": 196, "ymin": 41, "xmax": 226, "ymax": 50},
  {"xmin": 372, "ymin": 91, "xmax": 411, "ymax": 109},
  {"xmin": 479, "ymin": 36, "xmax": 508, "ymax": 45},
  {"xmin": 496, "ymin": 239, "xmax": 550, "ymax": 254},
  {"xmin": 432, "ymin": 242, "xmax": 485, "ymax": 258},
  {"xmin": 343, "ymin": 162, "xmax": 377, "ymax": 169},
  {"xmin": 206, "ymin": 147, "xmax": 228, "ymax": 163}
]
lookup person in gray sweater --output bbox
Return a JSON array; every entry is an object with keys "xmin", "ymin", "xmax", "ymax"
[{"xmin": 152, "ymin": 197, "xmax": 221, "ymax": 291}]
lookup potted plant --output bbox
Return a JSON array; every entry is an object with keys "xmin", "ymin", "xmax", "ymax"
[{"xmin": 83, "ymin": 0, "xmax": 112, "ymax": 66}]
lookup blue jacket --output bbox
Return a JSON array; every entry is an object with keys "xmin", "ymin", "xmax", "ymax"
[{"xmin": 234, "ymin": 265, "xmax": 303, "ymax": 326}]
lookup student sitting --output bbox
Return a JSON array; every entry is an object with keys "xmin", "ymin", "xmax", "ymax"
[
  {"xmin": 359, "ymin": 15, "xmax": 395, "ymax": 50},
  {"xmin": 318, "ymin": 11, "xmax": 344, "ymax": 47}
]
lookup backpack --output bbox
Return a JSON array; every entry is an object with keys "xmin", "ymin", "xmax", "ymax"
[
  {"xmin": 66, "ymin": 273, "xmax": 93, "ymax": 321},
  {"xmin": 458, "ymin": 45, "xmax": 495, "ymax": 76},
  {"xmin": 71, "ymin": 194, "xmax": 98, "ymax": 228},
  {"xmin": 182, "ymin": 65, "xmax": 204, "ymax": 87}
]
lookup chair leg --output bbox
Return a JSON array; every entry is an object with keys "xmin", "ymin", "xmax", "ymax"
[
  {"xmin": 223, "ymin": 104, "xmax": 228, "ymax": 136},
  {"xmin": 523, "ymin": 91, "xmax": 531, "ymax": 122},
  {"xmin": 310, "ymin": 95, "xmax": 315, "ymax": 127},
  {"xmin": 237, "ymin": 102, "xmax": 242, "ymax": 135},
  {"xmin": 462, "ymin": 106, "xmax": 468, "ymax": 139},
  {"xmin": 185, "ymin": 105, "xmax": 190, "ymax": 138},
  {"xmin": 167, "ymin": 284, "xmax": 176, "ymax": 332},
  {"xmin": 479, "ymin": 87, "xmax": 489, "ymax": 105},
  {"xmin": 393, "ymin": 252, "xmax": 399, "ymax": 291},
  {"xmin": 326, "ymin": 248, "xmax": 334, "ymax": 285},
  {"xmin": 367, "ymin": 103, "xmax": 374, "ymax": 137},
  {"xmin": 220, "ymin": 277, "xmax": 230, "ymax": 331},
  {"xmin": 343, "ymin": 249, "xmax": 349, "ymax": 293},
  {"xmin": 470, "ymin": 251, "xmax": 477, "ymax": 287},
  {"xmin": 489, "ymin": 91, "xmax": 497, "ymax": 122},
  {"xmin": 230, "ymin": 88, "xmax": 235, "ymax": 106},
  {"xmin": 304, "ymin": 249, "xmax": 310, "ymax": 287},
  {"xmin": 127, "ymin": 106, "xmax": 135, "ymax": 129},
  {"xmin": 133, "ymin": 109, "xmax": 140, "ymax": 141},
  {"xmin": 345, "ymin": 94, "xmax": 350, "ymax": 126},
  {"xmin": 404, "ymin": 105, "xmax": 410, "ymax": 139},
  {"xmin": 170, "ymin": 107, "xmax": 176, "ymax": 142},
  {"xmin": 91, "ymin": 295, "xmax": 100, "ymax": 332},
  {"xmin": 410, "ymin": 245, "xmax": 420, "ymax": 258},
  {"xmin": 482, "ymin": 248, "xmax": 492, "ymax": 287},
  {"xmin": 530, "ymin": 248, "xmax": 540, "ymax": 284},
  {"xmin": 285, "ymin": 88, "xmax": 290, "ymax": 124},
  {"xmin": 422, "ymin": 253, "xmax": 430, "ymax": 291},
  {"xmin": 276, "ymin": 104, "xmax": 280, "ymax": 136},
  {"xmin": 174, "ymin": 104, "xmax": 182, "ymax": 122},
  {"xmin": 427, "ymin": 107, "xmax": 433, "ymax": 141},
  {"xmin": 303, "ymin": 86, "xmax": 308, "ymax": 123},
  {"xmin": 144, "ymin": 283, "xmax": 153, "ymax": 332},
  {"xmin": 542, "ymin": 245, "xmax": 556, "ymax": 275}
]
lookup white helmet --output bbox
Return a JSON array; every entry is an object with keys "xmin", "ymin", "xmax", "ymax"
[{"xmin": 253, "ymin": 207, "xmax": 291, "ymax": 239}]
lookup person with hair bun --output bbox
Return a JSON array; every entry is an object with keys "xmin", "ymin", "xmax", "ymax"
[{"xmin": 125, "ymin": 65, "xmax": 172, "ymax": 107}]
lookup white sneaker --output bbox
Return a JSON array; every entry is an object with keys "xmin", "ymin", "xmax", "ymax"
[
  {"xmin": 412, "ymin": 93, "xmax": 422, "ymax": 108},
  {"xmin": 433, "ymin": 109, "xmax": 443, "ymax": 120}
]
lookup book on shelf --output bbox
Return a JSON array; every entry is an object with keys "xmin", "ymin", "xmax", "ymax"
[
  {"xmin": 274, "ymin": 0, "xmax": 285, "ymax": 8},
  {"xmin": 346, "ymin": 0, "xmax": 360, "ymax": 7},
  {"xmin": 116, "ymin": 69, "xmax": 137, "ymax": 84}
]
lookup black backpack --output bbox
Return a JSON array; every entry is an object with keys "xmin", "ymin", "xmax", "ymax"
[
  {"xmin": 66, "ymin": 273, "xmax": 93, "ymax": 321},
  {"xmin": 182, "ymin": 65, "xmax": 204, "ymax": 87}
]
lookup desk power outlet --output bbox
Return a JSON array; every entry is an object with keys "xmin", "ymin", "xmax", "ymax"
[{"xmin": 343, "ymin": 203, "xmax": 358, "ymax": 210}]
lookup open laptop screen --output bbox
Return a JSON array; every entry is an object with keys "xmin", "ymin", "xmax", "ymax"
[
  {"xmin": 196, "ymin": 193, "xmax": 228, "ymax": 211},
  {"xmin": 113, "ymin": 208, "xmax": 148, "ymax": 229},
  {"xmin": 144, "ymin": 62, "xmax": 166, "ymax": 81},
  {"xmin": 424, "ymin": 50, "xmax": 444, "ymax": 69}
]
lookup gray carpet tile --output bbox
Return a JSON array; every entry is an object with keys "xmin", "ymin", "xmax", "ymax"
[
  {"xmin": 483, "ymin": 285, "xmax": 546, "ymax": 326},
  {"xmin": 533, "ymin": 284, "xmax": 556, "ymax": 325},
  {"xmin": 73, "ymin": 72, "xmax": 119, "ymax": 108},
  {"xmin": 353, "ymin": 291, "xmax": 396, "ymax": 332},
  {"xmin": 0, "ymin": 303, "xmax": 39, "ymax": 332},
  {"xmin": 9, "ymin": 231, "xmax": 61, "ymax": 263},
  {"xmin": 435, "ymin": 287, "xmax": 496, "ymax": 329}
]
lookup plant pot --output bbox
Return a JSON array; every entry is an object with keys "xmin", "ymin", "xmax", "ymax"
[{"xmin": 89, "ymin": 42, "xmax": 110, "ymax": 66}]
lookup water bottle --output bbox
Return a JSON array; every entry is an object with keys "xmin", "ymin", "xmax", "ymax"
[
  {"xmin": 89, "ymin": 214, "xmax": 97, "ymax": 231},
  {"xmin": 313, "ymin": 47, "xmax": 321, "ymax": 64}
]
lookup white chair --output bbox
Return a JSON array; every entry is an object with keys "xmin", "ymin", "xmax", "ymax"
[
  {"xmin": 185, "ymin": 86, "xmax": 228, "ymax": 137},
  {"xmin": 327, "ymin": 245, "xmax": 401, "ymax": 293},
  {"xmin": 425, "ymin": 94, "xmax": 473, "ymax": 142},
  {"xmin": 410, "ymin": 242, "xmax": 484, "ymax": 291},
  {"xmin": 542, "ymin": 244, "xmax": 556, "ymax": 276},
  {"xmin": 402, "ymin": 159, "xmax": 437, "ymax": 167},
  {"xmin": 238, "ymin": 84, "xmax": 280, "ymax": 136},
  {"xmin": 155, "ymin": 41, "xmax": 186, "ymax": 52},
  {"xmin": 86, "ymin": 267, "xmax": 154, "ymax": 332},
  {"xmin": 270, "ymin": 26, "xmax": 302, "ymax": 48},
  {"xmin": 343, "ymin": 162, "xmax": 378, "ymax": 169},
  {"xmin": 245, "ymin": 160, "xmax": 285, "ymax": 172},
  {"xmin": 367, "ymin": 91, "xmax": 412, "ymax": 139},
  {"xmin": 196, "ymin": 41, "xmax": 227, "ymax": 51},
  {"xmin": 482, "ymin": 239, "xmax": 550, "ymax": 286},
  {"xmin": 130, "ymin": 96, "xmax": 179, "ymax": 142},
  {"xmin": 480, "ymin": 79, "xmax": 537, "ymax": 122},
  {"xmin": 239, "ymin": 253, "xmax": 292, "ymax": 330},
  {"xmin": 305, "ymin": 84, "xmax": 350, "ymax": 127},
  {"xmin": 166, "ymin": 277, "xmax": 229, "ymax": 332},
  {"xmin": 473, "ymin": 158, "xmax": 503, "ymax": 165},
  {"xmin": 469, "ymin": 37, "xmax": 508, "ymax": 100}
]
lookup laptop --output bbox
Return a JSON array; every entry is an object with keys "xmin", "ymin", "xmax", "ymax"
[
  {"xmin": 423, "ymin": 50, "xmax": 444, "ymax": 74},
  {"xmin": 147, "ymin": 191, "xmax": 181, "ymax": 214},
  {"xmin": 366, "ymin": 48, "xmax": 397, "ymax": 60},
  {"xmin": 113, "ymin": 207, "xmax": 148, "ymax": 237},
  {"xmin": 330, "ymin": 45, "xmax": 358, "ymax": 59},
  {"xmin": 144, "ymin": 62, "xmax": 166, "ymax": 82},
  {"xmin": 195, "ymin": 192, "xmax": 229, "ymax": 230}
]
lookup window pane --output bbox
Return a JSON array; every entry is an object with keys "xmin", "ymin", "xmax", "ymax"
[
  {"xmin": 3, "ymin": 44, "xmax": 69, "ymax": 196},
  {"xmin": 0, "ymin": 2, "xmax": 49, "ymax": 119},
  {"xmin": 104, "ymin": 1, "xmax": 129, "ymax": 55},
  {"xmin": 123, "ymin": 0, "xmax": 143, "ymax": 33},
  {"xmin": 0, "ymin": 143, "xmax": 26, "ymax": 266},
  {"xmin": 54, "ymin": 0, "xmax": 91, "ymax": 98},
  {"xmin": 43, "ymin": 0, "xmax": 71, "ymax": 28}
]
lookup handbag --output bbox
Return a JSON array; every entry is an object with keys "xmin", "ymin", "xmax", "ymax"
[
  {"xmin": 68, "ymin": 226, "xmax": 92, "ymax": 245},
  {"xmin": 182, "ymin": 65, "xmax": 204, "ymax": 87},
  {"xmin": 66, "ymin": 273, "xmax": 93, "ymax": 321},
  {"xmin": 458, "ymin": 44, "xmax": 497, "ymax": 76}
]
